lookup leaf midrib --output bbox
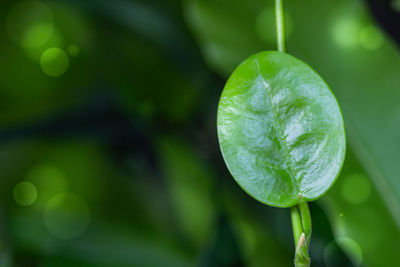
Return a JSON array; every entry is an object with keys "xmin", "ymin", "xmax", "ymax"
[{"xmin": 256, "ymin": 59, "xmax": 301, "ymax": 196}]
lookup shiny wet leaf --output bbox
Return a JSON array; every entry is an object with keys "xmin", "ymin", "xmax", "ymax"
[{"xmin": 217, "ymin": 51, "xmax": 345, "ymax": 207}]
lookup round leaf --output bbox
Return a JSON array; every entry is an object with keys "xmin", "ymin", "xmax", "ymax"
[{"xmin": 217, "ymin": 51, "xmax": 346, "ymax": 207}]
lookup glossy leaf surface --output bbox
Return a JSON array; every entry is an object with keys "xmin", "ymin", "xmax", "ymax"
[{"xmin": 217, "ymin": 51, "xmax": 345, "ymax": 207}]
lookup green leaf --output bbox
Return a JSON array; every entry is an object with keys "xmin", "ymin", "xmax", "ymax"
[
  {"xmin": 157, "ymin": 137, "xmax": 216, "ymax": 248},
  {"xmin": 217, "ymin": 51, "xmax": 345, "ymax": 207}
]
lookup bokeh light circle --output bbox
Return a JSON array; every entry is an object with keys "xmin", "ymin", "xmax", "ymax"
[
  {"xmin": 331, "ymin": 16, "xmax": 361, "ymax": 48},
  {"xmin": 323, "ymin": 240, "xmax": 345, "ymax": 267},
  {"xmin": 44, "ymin": 193, "xmax": 90, "ymax": 240},
  {"xmin": 337, "ymin": 237, "xmax": 363, "ymax": 266},
  {"xmin": 40, "ymin": 47, "xmax": 70, "ymax": 77},
  {"xmin": 26, "ymin": 165, "xmax": 68, "ymax": 208},
  {"xmin": 341, "ymin": 173, "xmax": 371, "ymax": 204},
  {"xmin": 13, "ymin": 181, "xmax": 38, "ymax": 206},
  {"xmin": 359, "ymin": 25, "xmax": 384, "ymax": 51},
  {"xmin": 6, "ymin": 0, "xmax": 54, "ymax": 48}
]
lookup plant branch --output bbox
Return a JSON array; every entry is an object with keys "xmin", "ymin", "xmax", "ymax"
[{"xmin": 275, "ymin": 0, "xmax": 286, "ymax": 52}]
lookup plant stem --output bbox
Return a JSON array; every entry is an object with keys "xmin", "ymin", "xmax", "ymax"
[
  {"xmin": 291, "ymin": 202, "xmax": 312, "ymax": 267},
  {"xmin": 298, "ymin": 202, "xmax": 312, "ymax": 246},
  {"xmin": 291, "ymin": 206, "xmax": 302, "ymax": 245},
  {"xmin": 275, "ymin": 0, "xmax": 286, "ymax": 52},
  {"xmin": 274, "ymin": 1, "xmax": 311, "ymax": 265},
  {"xmin": 294, "ymin": 259, "xmax": 311, "ymax": 267}
]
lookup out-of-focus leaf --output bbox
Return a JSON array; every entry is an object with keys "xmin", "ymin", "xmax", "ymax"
[
  {"xmin": 222, "ymin": 183, "xmax": 292, "ymax": 267},
  {"xmin": 231, "ymin": 217, "xmax": 292, "ymax": 267},
  {"xmin": 12, "ymin": 214, "xmax": 191, "ymax": 267},
  {"xmin": 103, "ymin": 36, "xmax": 201, "ymax": 121},
  {"xmin": 321, "ymin": 150, "xmax": 400, "ymax": 267},
  {"xmin": 199, "ymin": 216, "xmax": 244, "ymax": 267},
  {"xmin": 63, "ymin": 0, "xmax": 208, "ymax": 122},
  {"xmin": 63, "ymin": 0, "xmax": 198, "ymax": 66},
  {"xmin": 157, "ymin": 137, "xmax": 216, "ymax": 249},
  {"xmin": 185, "ymin": 0, "xmax": 274, "ymax": 75}
]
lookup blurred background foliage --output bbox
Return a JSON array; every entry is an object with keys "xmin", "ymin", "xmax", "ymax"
[{"xmin": 0, "ymin": 0, "xmax": 399, "ymax": 266}]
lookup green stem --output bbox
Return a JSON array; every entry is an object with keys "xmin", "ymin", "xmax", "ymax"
[
  {"xmin": 294, "ymin": 259, "xmax": 311, "ymax": 267},
  {"xmin": 291, "ymin": 206, "xmax": 302, "ymax": 245},
  {"xmin": 275, "ymin": 0, "xmax": 286, "ymax": 52},
  {"xmin": 290, "ymin": 202, "xmax": 312, "ymax": 267},
  {"xmin": 298, "ymin": 202, "xmax": 312, "ymax": 246}
]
